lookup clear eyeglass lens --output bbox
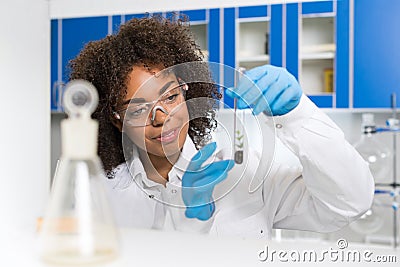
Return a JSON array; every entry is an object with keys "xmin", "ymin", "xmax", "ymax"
[{"xmin": 122, "ymin": 84, "xmax": 186, "ymax": 127}]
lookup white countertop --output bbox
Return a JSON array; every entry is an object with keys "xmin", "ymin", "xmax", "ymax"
[{"xmin": 3, "ymin": 227, "xmax": 400, "ymax": 267}]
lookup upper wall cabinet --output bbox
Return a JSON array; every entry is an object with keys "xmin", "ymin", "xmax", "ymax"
[
  {"xmin": 353, "ymin": 0, "xmax": 400, "ymax": 108},
  {"xmin": 50, "ymin": 10, "xmax": 221, "ymax": 112},
  {"xmin": 51, "ymin": 1, "xmax": 400, "ymax": 111}
]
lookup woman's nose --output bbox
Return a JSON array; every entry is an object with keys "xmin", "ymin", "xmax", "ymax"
[{"xmin": 150, "ymin": 105, "xmax": 169, "ymax": 126}]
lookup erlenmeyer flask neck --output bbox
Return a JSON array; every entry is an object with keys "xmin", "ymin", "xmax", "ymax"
[{"xmin": 61, "ymin": 116, "xmax": 98, "ymax": 159}]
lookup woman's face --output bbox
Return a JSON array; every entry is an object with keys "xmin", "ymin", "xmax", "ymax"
[{"xmin": 118, "ymin": 66, "xmax": 189, "ymax": 158}]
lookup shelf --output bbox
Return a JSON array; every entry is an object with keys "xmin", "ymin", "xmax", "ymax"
[
  {"xmin": 302, "ymin": 43, "xmax": 335, "ymax": 53},
  {"xmin": 237, "ymin": 54, "xmax": 269, "ymax": 62},
  {"xmin": 300, "ymin": 43, "xmax": 335, "ymax": 60},
  {"xmin": 300, "ymin": 52, "xmax": 334, "ymax": 60}
]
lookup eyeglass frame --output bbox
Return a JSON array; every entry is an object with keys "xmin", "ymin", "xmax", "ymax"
[{"xmin": 112, "ymin": 82, "xmax": 189, "ymax": 127}]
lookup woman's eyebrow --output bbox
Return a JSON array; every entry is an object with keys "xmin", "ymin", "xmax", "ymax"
[
  {"xmin": 158, "ymin": 80, "xmax": 176, "ymax": 95},
  {"xmin": 121, "ymin": 80, "xmax": 177, "ymax": 106},
  {"xmin": 122, "ymin": 97, "xmax": 146, "ymax": 106}
]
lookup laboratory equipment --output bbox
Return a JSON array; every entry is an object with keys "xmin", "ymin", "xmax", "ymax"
[
  {"xmin": 234, "ymin": 67, "xmax": 246, "ymax": 164},
  {"xmin": 38, "ymin": 80, "xmax": 119, "ymax": 265},
  {"xmin": 352, "ymin": 93, "xmax": 399, "ymax": 248},
  {"xmin": 353, "ymin": 113, "xmax": 392, "ymax": 183}
]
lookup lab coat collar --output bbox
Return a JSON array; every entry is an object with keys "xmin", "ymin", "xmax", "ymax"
[
  {"xmin": 128, "ymin": 145, "xmax": 159, "ymax": 189},
  {"xmin": 128, "ymin": 135, "xmax": 198, "ymax": 187},
  {"xmin": 169, "ymin": 135, "xmax": 198, "ymax": 182}
]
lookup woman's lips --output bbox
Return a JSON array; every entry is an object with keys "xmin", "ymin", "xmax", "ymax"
[{"xmin": 154, "ymin": 128, "xmax": 179, "ymax": 143}]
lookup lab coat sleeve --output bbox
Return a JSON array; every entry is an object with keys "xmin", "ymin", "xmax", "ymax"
[{"xmin": 268, "ymin": 94, "xmax": 374, "ymax": 232}]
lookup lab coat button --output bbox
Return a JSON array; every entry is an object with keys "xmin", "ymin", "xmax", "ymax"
[
  {"xmin": 275, "ymin": 123, "xmax": 282, "ymax": 129},
  {"xmin": 171, "ymin": 189, "xmax": 177, "ymax": 194}
]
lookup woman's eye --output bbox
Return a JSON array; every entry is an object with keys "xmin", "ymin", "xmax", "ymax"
[
  {"xmin": 127, "ymin": 107, "xmax": 147, "ymax": 117},
  {"xmin": 165, "ymin": 94, "xmax": 179, "ymax": 103}
]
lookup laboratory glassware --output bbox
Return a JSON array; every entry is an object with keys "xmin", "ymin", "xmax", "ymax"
[
  {"xmin": 38, "ymin": 80, "xmax": 119, "ymax": 265},
  {"xmin": 349, "ymin": 203, "xmax": 384, "ymax": 234},
  {"xmin": 353, "ymin": 113, "xmax": 392, "ymax": 183},
  {"xmin": 353, "ymin": 94, "xmax": 399, "ymax": 248},
  {"xmin": 233, "ymin": 67, "xmax": 246, "ymax": 164}
]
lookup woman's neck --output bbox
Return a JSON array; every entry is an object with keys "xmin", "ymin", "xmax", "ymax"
[{"xmin": 138, "ymin": 149, "xmax": 181, "ymax": 187}]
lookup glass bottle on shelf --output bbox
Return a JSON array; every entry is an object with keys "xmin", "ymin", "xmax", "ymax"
[
  {"xmin": 353, "ymin": 113, "xmax": 392, "ymax": 183},
  {"xmin": 38, "ymin": 80, "xmax": 119, "ymax": 265}
]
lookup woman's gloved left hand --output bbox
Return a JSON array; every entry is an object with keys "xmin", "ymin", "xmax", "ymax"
[
  {"xmin": 182, "ymin": 142, "xmax": 235, "ymax": 221},
  {"xmin": 225, "ymin": 64, "xmax": 303, "ymax": 116}
]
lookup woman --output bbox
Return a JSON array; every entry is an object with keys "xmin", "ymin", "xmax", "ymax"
[{"xmin": 69, "ymin": 15, "xmax": 374, "ymax": 238}]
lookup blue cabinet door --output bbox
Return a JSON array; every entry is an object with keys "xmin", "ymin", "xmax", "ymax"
[
  {"xmin": 336, "ymin": 0, "xmax": 350, "ymax": 108},
  {"xmin": 222, "ymin": 7, "xmax": 236, "ymax": 109},
  {"xmin": 271, "ymin": 4, "xmax": 283, "ymax": 67},
  {"xmin": 51, "ymin": 16, "xmax": 109, "ymax": 111},
  {"xmin": 354, "ymin": 0, "xmax": 400, "ymax": 108},
  {"xmin": 62, "ymin": 17, "xmax": 109, "ymax": 82}
]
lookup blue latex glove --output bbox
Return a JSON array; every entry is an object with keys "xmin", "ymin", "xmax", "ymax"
[
  {"xmin": 225, "ymin": 65, "xmax": 302, "ymax": 116},
  {"xmin": 182, "ymin": 142, "xmax": 235, "ymax": 221}
]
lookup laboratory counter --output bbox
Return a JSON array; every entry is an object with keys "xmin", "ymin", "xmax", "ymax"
[{"xmin": 3, "ymin": 227, "xmax": 400, "ymax": 267}]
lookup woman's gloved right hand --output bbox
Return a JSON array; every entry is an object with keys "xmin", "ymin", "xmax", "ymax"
[
  {"xmin": 225, "ymin": 64, "xmax": 302, "ymax": 116},
  {"xmin": 182, "ymin": 142, "xmax": 235, "ymax": 221}
]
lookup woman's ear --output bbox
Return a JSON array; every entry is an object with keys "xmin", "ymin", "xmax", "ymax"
[{"xmin": 110, "ymin": 112, "xmax": 123, "ymax": 132}]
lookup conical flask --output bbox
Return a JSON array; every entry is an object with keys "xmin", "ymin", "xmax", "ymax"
[
  {"xmin": 354, "ymin": 113, "xmax": 392, "ymax": 183},
  {"xmin": 38, "ymin": 80, "xmax": 119, "ymax": 265}
]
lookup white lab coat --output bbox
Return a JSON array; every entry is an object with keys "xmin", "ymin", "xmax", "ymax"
[{"xmin": 104, "ymin": 95, "xmax": 374, "ymax": 239}]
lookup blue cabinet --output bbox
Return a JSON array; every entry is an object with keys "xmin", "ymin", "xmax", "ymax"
[
  {"xmin": 50, "ymin": 1, "xmax": 400, "ymax": 111},
  {"xmin": 354, "ymin": 0, "xmax": 400, "ymax": 108},
  {"xmin": 221, "ymin": 2, "xmax": 339, "ymax": 109}
]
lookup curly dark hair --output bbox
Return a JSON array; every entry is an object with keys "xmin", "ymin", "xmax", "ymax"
[{"xmin": 68, "ymin": 15, "xmax": 221, "ymax": 177}]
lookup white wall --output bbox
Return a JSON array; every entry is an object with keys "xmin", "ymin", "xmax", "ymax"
[
  {"xmin": 49, "ymin": 0, "xmax": 321, "ymax": 18},
  {"xmin": 0, "ymin": 0, "xmax": 50, "ymax": 236}
]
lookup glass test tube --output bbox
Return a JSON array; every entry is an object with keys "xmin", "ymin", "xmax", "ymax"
[{"xmin": 234, "ymin": 67, "xmax": 246, "ymax": 164}]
